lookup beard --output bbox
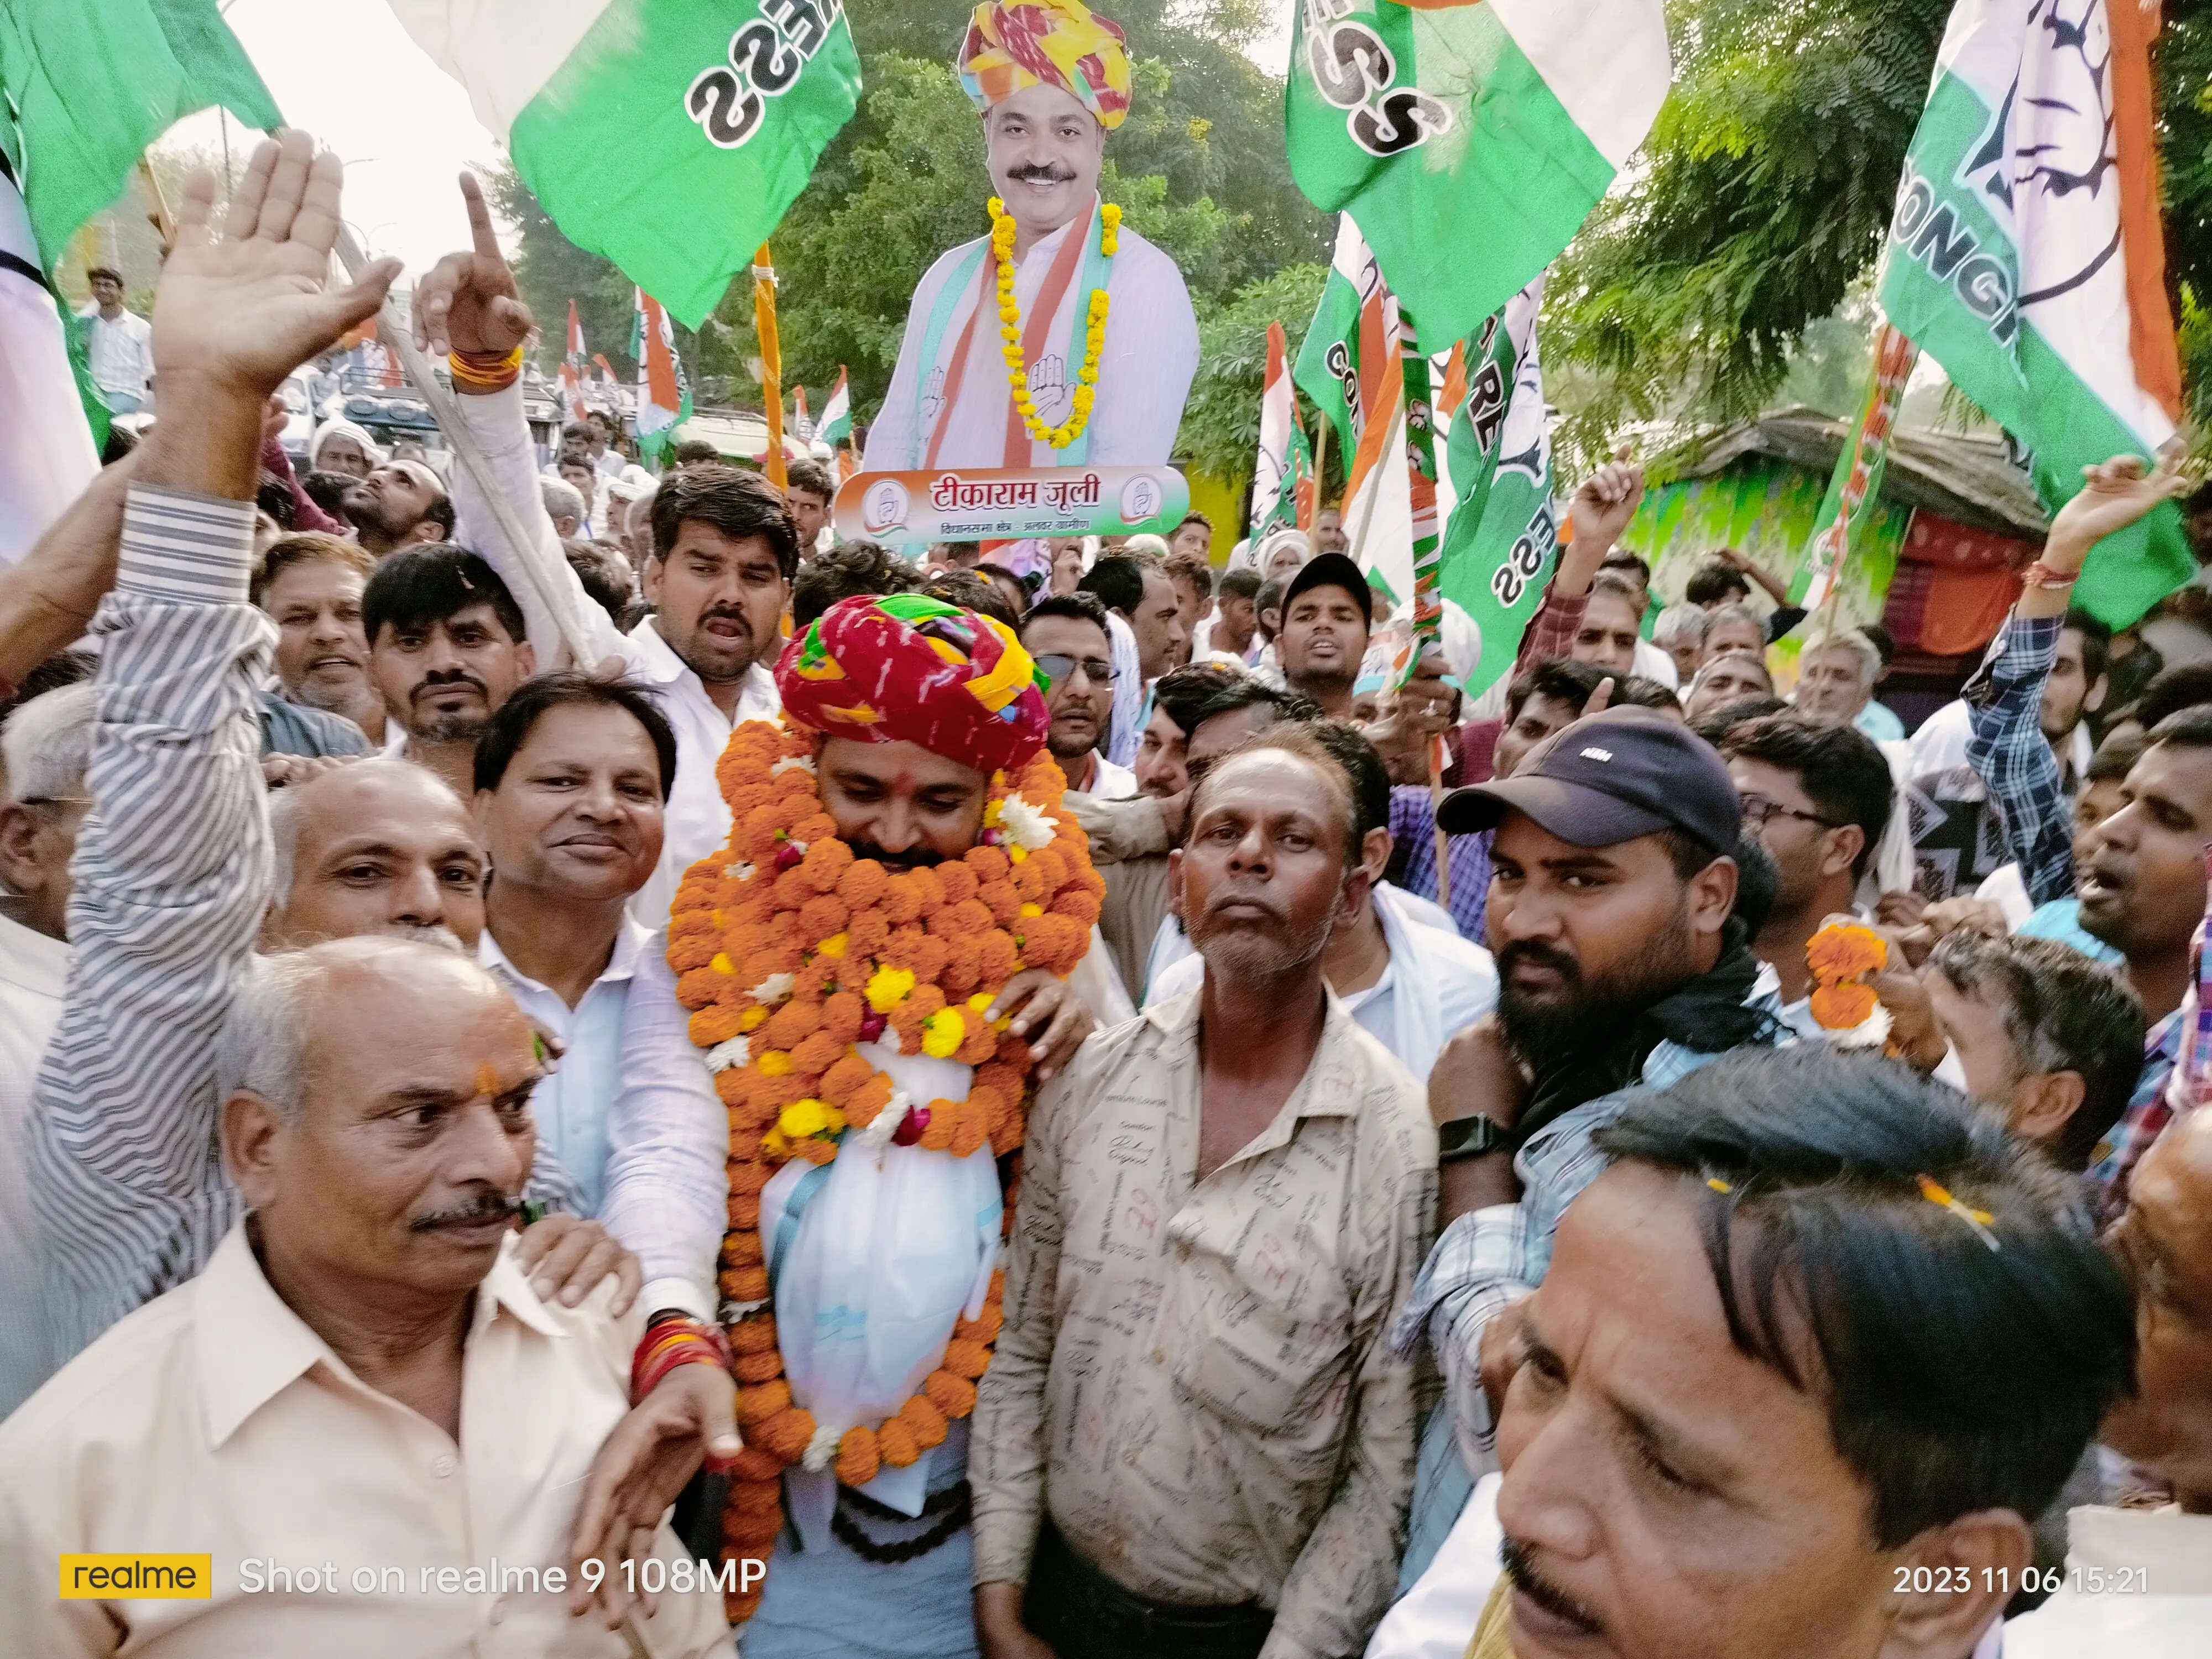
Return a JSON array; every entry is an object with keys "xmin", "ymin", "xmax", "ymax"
[
  {"xmin": 1494, "ymin": 895, "xmax": 1702, "ymax": 1063},
  {"xmin": 847, "ymin": 841, "xmax": 945, "ymax": 871},
  {"xmin": 1185, "ymin": 877, "xmax": 1339, "ymax": 983},
  {"xmin": 413, "ymin": 710, "xmax": 489, "ymax": 745}
]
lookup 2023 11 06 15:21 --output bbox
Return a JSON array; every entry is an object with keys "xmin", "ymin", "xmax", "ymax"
[{"xmin": 1895, "ymin": 1565, "xmax": 2153, "ymax": 1596}]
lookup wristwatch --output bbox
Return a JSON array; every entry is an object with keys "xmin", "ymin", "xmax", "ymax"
[{"xmin": 1436, "ymin": 1114, "xmax": 1512, "ymax": 1164}]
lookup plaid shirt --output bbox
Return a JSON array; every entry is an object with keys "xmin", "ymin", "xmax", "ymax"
[
  {"xmin": 2085, "ymin": 1002, "xmax": 2187, "ymax": 1225},
  {"xmin": 1393, "ymin": 974, "xmax": 1790, "ymax": 1454},
  {"xmin": 1517, "ymin": 578, "xmax": 1588, "ymax": 679},
  {"xmin": 1390, "ymin": 786, "xmax": 1494, "ymax": 941},
  {"xmin": 1964, "ymin": 612, "xmax": 2076, "ymax": 907}
]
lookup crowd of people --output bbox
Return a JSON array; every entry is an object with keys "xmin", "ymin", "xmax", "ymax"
[{"xmin": 0, "ymin": 125, "xmax": 2208, "ymax": 1659}]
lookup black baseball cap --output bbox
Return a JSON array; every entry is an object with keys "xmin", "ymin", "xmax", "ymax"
[
  {"xmin": 1280, "ymin": 551, "xmax": 1374, "ymax": 627},
  {"xmin": 1437, "ymin": 705, "xmax": 1741, "ymax": 851}
]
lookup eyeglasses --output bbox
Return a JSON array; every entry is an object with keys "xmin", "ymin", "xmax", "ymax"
[
  {"xmin": 1739, "ymin": 794, "xmax": 1837, "ymax": 831},
  {"xmin": 1034, "ymin": 653, "xmax": 1117, "ymax": 687}
]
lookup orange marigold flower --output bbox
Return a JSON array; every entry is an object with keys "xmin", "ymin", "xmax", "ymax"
[
  {"xmin": 995, "ymin": 1031, "xmax": 1034, "ymax": 1070},
  {"xmin": 725, "ymin": 1264, "xmax": 770, "ymax": 1302},
  {"xmin": 848, "ymin": 1072, "xmax": 895, "ymax": 1118},
  {"xmin": 964, "ymin": 844, "xmax": 1011, "ymax": 884},
  {"xmin": 898, "ymin": 1394, "xmax": 950, "ymax": 1451},
  {"xmin": 819, "ymin": 991, "xmax": 866, "ymax": 1045},
  {"xmin": 919, "ymin": 1100, "xmax": 958, "ymax": 1152},
  {"xmin": 990, "ymin": 1114, "xmax": 1025, "ymax": 1157},
  {"xmin": 975, "ymin": 930, "xmax": 1020, "ymax": 984},
  {"xmin": 725, "ymin": 1505, "xmax": 783, "ymax": 1548},
  {"xmin": 729, "ymin": 1478, "xmax": 784, "ymax": 1515},
  {"xmin": 924, "ymin": 1370, "xmax": 978, "ymax": 1420},
  {"xmin": 791, "ymin": 1031, "xmax": 845, "ymax": 1077},
  {"xmin": 791, "ymin": 812, "xmax": 838, "ymax": 846},
  {"xmin": 666, "ymin": 932, "xmax": 717, "ymax": 973},
  {"xmin": 1009, "ymin": 858, "xmax": 1047, "ymax": 902},
  {"xmin": 1806, "ymin": 923, "xmax": 1887, "ymax": 983},
  {"xmin": 955, "ymin": 1021, "xmax": 999, "ymax": 1068},
  {"xmin": 802, "ymin": 837, "xmax": 854, "ymax": 892},
  {"xmin": 730, "ymin": 1313, "xmax": 778, "ymax": 1353},
  {"xmin": 753, "ymin": 1407, "xmax": 818, "ymax": 1464},
  {"xmin": 1026, "ymin": 846, "xmax": 1068, "ymax": 890},
  {"xmin": 764, "ymin": 999, "xmax": 821, "ymax": 1051},
  {"xmin": 881, "ymin": 873, "xmax": 924, "ymax": 926},
  {"xmin": 838, "ymin": 859, "xmax": 890, "ymax": 910},
  {"xmin": 936, "ymin": 862, "xmax": 980, "ymax": 906},
  {"xmin": 1809, "ymin": 981, "xmax": 1880, "ymax": 1030},
  {"xmin": 977, "ymin": 881, "xmax": 1023, "ymax": 927},
  {"xmin": 941, "ymin": 935, "xmax": 983, "ymax": 997},
  {"xmin": 877, "ymin": 1418, "xmax": 921, "ymax": 1468},
  {"xmin": 734, "ymin": 1349, "xmax": 784, "ymax": 1384},
  {"xmin": 973, "ymin": 1063, "xmax": 1023, "ymax": 1104},
  {"xmin": 989, "ymin": 1269, "xmax": 1005, "ymax": 1303},
  {"xmin": 725, "ymin": 1586, "xmax": 765, "ymax": 1625},
  {"xmin": 906, "ymin": 867, "xmax": 946, "ymax": 912},
  {"xmin": 948, "ymin": 1097, "xmax": 990, "ymax": 1155},
  {"xmin": 727, "ymin": 1232, "xmax": 764, "ymax": 1266},
  {"xmin": 726, "ymin": 1446, "xmax": 784, "ymax": 1484},
  {"xmin": 744, "ymin": 947, "xmax": 804, "ymax": 985},
  {"xmin": 726, "ymin": 1193, "xmax": 761, "ymax": 1229},
  {"xmin": 799, "ymin": 895, "xmax": 849, "ymax": 940},
  {"xmin": 1050, "ymin": 886, "xmax": 1102, "ymax": 927},
  {"xmin": 845, "ymin": 910, "xmax": 892, "ymax": 960},
  {"xmin": 729, "ymin": 1161, "xmax": 771, "ymax": 1197},
  {"xmin": 675, "ymin": 967, "xmax": 724, "ymax": 1009},
  {"xmin": 714, "ymin": 1069, "xmax": 755, "ymax": 1110},
  {"xmin": 955, "ymin": 1303, "xmax": 1004, "ymax": 1343},
  {"xmin": 835, "ymin": 1426, "xmax": 881, "ymax": 1488},
  {"xmin": 796, "ymin": 1136, "xmax": 837, "ymax": 1166},
  {"xmin": 735, "ymin": 1380, "xmax": 792, "ymax": 1424},
  {"xmin": 941, "ymin": 1338, "xmax": 993, "ymax": 1379},
  {"xmin": 819, "ymin": 1055, "xmax": 875, "ymax": 1105},
  {"xmin": 690, "ymin": 1005, "xmax": 744, "ymax": 1047}
]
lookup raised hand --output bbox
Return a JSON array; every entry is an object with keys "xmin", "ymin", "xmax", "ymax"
[
  {"xmin": 2044, "ymin": 451, "xmax": 2198, "ymax": 565},
  {"xmin": 412, "ymin": 171, "xmax": 534, "ymax": 361},
  {"xmin": 1568, "ymin": 444, "xmax": 1646, "ymax": 554},
  {"xmin": 150, "ymin": 129, "xmax": 399, "ymax": 405}
]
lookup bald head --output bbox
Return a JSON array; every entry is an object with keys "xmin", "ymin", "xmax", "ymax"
[
  {"xmin": 264, "ymin": 758, "xmax": 485, "ymax": 951},
  {"xmin": 2103, "ymin": 1110, "xmax": 2212, "ymax": 1508},
  {"xmin": 221, "ymin": 936, "xmax": 541, "ymax": 1303}
]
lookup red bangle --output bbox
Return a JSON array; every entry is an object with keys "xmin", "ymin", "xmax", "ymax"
[
  {"xmin": 630, "ymin": 1314, "xmax": 732, "ymax": 1402},
  {"xmin": 2022, "ymin": 561, "xmax": 2080, "ymax": 591}
]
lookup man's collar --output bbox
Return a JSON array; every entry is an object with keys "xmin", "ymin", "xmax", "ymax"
[
  {"xmin": 629, "ymin": 614, "xmax": 774, "ymax": 708},
  {"xmin": 479, "ymin": 912, "xmax": 654, "ymax": 994},
  {"xmin": 1144, "ymin": 978, "xmax": 1364, "ymax": 1129},
  {"xmin": 196, "ymin": 1224, "xmax": 565, "ymax": 1451},
  {"xmin": 0, "ymin": 907, "xmax": 69, "ymax": 995}
]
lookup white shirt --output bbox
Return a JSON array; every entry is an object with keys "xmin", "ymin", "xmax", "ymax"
[
  {"xmin": 0, "ymin": 1225, "xmax": 732, "ymax": 1658},
  {"xmin": 2004, "ymin": 1504, "xmax": 2212, "ymax": 1656},
  {"xmin": 1632, "ymin": 635, "xmax": 1678, "ymax": 690},
  {"xmin": 864, "ymin": 201, "xmax": 1198, "ymax": 471},
  {"xmin": 1145, "ymin": 884, "xmax": 1495, "ymax": 1084},
  {"xmin": 1078, "ymin": 752, "xmax": 1136, "ymax": 799},
  {"xmin": 448, "ymin": 384, "xmax": 781, "ymax": 927},
  {"xmin": 1364, "ymin": 1473, "xmax": 1504, "ymax": 1659},
  {"xmin": 77, "ymin": 303, "xmax": 152, "ymax": 400},
  {"xmin": 0, "ymin": 910, "xmax": 66, "ymax": 1416}
]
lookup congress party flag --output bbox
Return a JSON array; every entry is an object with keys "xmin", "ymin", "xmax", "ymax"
[
  {"xmin": 1796, "ymin": 322, "xmax": 1918, "ymax": 613},
  {"xmin": 1250, "ymin": 321, "xmax": 1308, "ymax": 539},
  {"xmin": 1295, "ymin": 216, "xmax": 1396, "ymax": 479},
  {"xmin": 560, "ymin": 299, "xmax": 589, "ymax": 424},
  {"xmin": 0, "ymin": 0, "xmax": 281, "ymax": 274},
  {"xmin": 1876, "ymin": 0, "xmax": 2187, "ymax": 627},
  {"xmin": 388, "ymin": 0, "xmax": 860, "ymax": 328},
  {"xmin": 1286, "ymin": 0, "xmax": 1669, "ymax": 354},
  {"xmin": 631, "ymin": 286, "xmax": 691, "ymax": 465},
  {"xmin": 817, "ymin": 365, "xmax": 852, "ymax": 448},
  {"xmin": 1436, "ymin": 278, "xmax": 1558, "ymax": 698}
]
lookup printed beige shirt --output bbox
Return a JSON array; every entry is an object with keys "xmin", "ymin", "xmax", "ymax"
[{"xmin": 972, "ymin": 988, "xmax": 1437, "ymax": 1659}]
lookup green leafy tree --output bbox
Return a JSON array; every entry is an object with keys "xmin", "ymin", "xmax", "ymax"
[{"xmin": 1175, "ymin": 262, "xmax": 1328, "ymax": 490}]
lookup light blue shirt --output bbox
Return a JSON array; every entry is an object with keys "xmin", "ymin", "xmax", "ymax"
[
  {"xmin": 478, "ymin": 918, "xmax": 655, "ymax": 1216},
  {"xmin": 1855, "ymin": 699, "xmax": 1906, "ymax": 743}
]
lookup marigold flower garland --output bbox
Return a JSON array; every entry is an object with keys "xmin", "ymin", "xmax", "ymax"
[
  {"xmin": 666, "ymin": 719, "xmax": 1103, "ymax": 1622},
  {"xmin": 990, "ymin": 195, "xmax": 1119, "ymax": 450},
  {"xmin": 1806, "ymin": 922, "xmax": 1891, "ymax": 1047}
]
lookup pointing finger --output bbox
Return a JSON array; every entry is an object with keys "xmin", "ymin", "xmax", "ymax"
[{"xmin": 461, "ymin": 171, "xmax": 500, "ymax": 261}]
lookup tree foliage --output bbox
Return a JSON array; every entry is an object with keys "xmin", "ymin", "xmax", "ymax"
[{"xmin": 1175, "ymin": 262, "xmax": 1328, "ymax": 485}]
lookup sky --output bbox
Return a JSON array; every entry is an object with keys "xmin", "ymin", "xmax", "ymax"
[{"xmin": 156, "ymin": 0, "xmax": 1295, "ymax": 283}]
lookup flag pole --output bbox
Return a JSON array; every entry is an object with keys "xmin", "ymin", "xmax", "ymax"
[
  {"xmin": 332, "ymin": 223, "xmax": 599, "ymax": 672},
  {"xmin": 1400, "ymin": 305, "xmax": 1451, "ymax": 912},
  {"xmin": 1306, "ymin": 408, "xmax": 1327, "ymax": 533},
  {"xmin": 754, "ymin": 244, "xmax": 787, "ymax": 490}
]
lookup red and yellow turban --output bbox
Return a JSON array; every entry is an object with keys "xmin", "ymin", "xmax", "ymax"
[
  {"xmin": 958, "ymin": 0, "xmax": 1131, "ymax": 131},
  {"xmin": 776, "ymin": 593, "xmax": 1051, "ymax": 775}
]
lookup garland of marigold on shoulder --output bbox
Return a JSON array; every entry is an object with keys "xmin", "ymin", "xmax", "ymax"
[{"xmin": 666, "ymin": 718, "xmax": 1103, "ymax": 1622}]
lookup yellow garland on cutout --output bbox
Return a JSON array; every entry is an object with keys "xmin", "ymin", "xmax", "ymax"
[
  {"xmin": 665, "ymin": 719, "xmax": 1104, "ymax": 1624},
  {"xmin": 990, "ymin": 195, "xmax": 1119, "ymax": 450}
]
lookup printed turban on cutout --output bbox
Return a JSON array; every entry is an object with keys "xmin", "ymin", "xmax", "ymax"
[
  {"xmin": 775, "ymin": 593, "xmax": 1052, "ymax": 775},
  {"xmin": 957, "ymin": 0, "xmax": 1131, "ymax": 131}
]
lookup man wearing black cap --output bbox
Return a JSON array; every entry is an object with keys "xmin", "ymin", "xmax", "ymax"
[
  {"xmin": 1385, "ymin": 705, "xmax": 1790, "ymax": 1598},
  {"xmin": 1279, "ymin": 551, "xmax": 1373, "ymax": 718}
]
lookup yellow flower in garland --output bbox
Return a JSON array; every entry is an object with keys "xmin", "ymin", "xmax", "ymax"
[
  {"xmin": 922, "ymin": 1008, "xmax": 967, "ymax": 1060},
  {"xmin": 987, "ymin": 195, "xmax": 1120, "ymax": 451},
  {"xmin": 866, "ymin": 964, "xmax": 917, "ymax": 1014}
]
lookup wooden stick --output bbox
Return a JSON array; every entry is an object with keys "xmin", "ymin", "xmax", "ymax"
[{"xmin": 754, "ymin": 244, "xmax": 787, "ymax": 490}]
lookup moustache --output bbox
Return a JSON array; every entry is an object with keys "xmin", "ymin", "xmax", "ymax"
[
  {"xmin": 1006, "ymin": 165, "xmax": 1076, "ymax": 184},
  {"xmin": 1202, "ymin": 885, "xmax": 1284, "ymax": 925},
  {"xmin": 385, "ymin": 922, "xmax": 467, "ymax": 955},
  {"xmin": 409, "ymin": 1191, "xmax": 521, "ymax": 1233},
  {"xmin": 847, "ymin": 841, "xmax": 943, "ymax": 871},
  {"xmin": 1496, "ymin": 939, "xmax": 1582, "ymax": 984},
  {"xmin": 1500, "ymin": 1536, "xmax": 1604, "ymax": 1639},
  {"xmin": 414, "ymin": 671, "xmax": 488, "ymax": 701}
]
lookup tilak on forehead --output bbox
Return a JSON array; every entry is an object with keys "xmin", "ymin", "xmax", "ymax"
[
  {"xmin": 958, "ymin": 0, "xmax": 1133, "ymax": 129},
  {"xmin": 774, "ymin": 593, "xmax": 1053, "ymax": 775}
]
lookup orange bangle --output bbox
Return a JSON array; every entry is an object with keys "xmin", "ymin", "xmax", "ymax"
[{"xmin": 448, "ymin": 344, "xmax": 524, "ymax": 392}]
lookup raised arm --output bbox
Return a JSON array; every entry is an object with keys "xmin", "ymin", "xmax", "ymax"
[
  {"xmin": 0, "ymin": 458, "xmax": 134, "ymax": 690},
  {"xmin": 1513, "ymin": 452, "xmax": 1644, "ymax": 678},
  {"xmin": 31, "ymin": 133, "xmax": 399, "ymax": 1361},
  {"xmin": 413, "ymin": 172, "xmax": 625, "ymax": 672}
]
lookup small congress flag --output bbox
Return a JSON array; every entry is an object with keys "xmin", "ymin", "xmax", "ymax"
[{"xmin": 388, "ymin": 0, "xmax": 860, "ymax": 327}]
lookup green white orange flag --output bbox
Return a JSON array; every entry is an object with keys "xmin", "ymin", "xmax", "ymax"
[
  {"xmin": 631, "ymin": 286, "xmax": 690, "ymax": 465},
  {"xmin": 1436, "ymin": 276, "xmax": 1558, "ymax": 698},
  {"xmin": 1797, "ymin": 322, "xmax": 1918, "ymax": 612},
  {"xmin": 560, "ymin": 299, "xmax": 589, "ymax": 424},
  {"xmin": 388, "ymin": 0, "xmax": 860, "ymax": 328},
  {"xmin": 818, "ymin": 365, "xmax": 852, "ymax": 448},
  {"xmin": 1294, "ymin": 215, "xmax": 1394, "ymax": 479},
  {"xmin": 1875, "ymin": 0, "xmax": 2188, "ymax": 627},
  {"xmin": 0, "ymin": 0, "xmax": 281, "ymax": 274},
  {"xmin": 1286, "ymin": 0, "xmax": 1670, "ymax": 353},
  {"xmin": 1251, "ymin": 321, "xmax": 1313, "ymax": 539}
]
